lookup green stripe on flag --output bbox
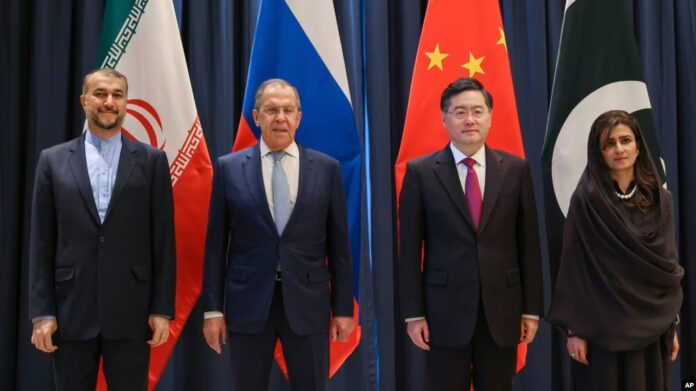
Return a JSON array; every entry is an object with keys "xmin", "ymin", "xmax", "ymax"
[{"xmin": 97, "ymin": 0, "xmax": 148, "ymax": 69}]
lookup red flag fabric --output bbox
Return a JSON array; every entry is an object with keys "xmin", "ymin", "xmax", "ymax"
[{"xmin": 395, "ymin": 0, "xmax": 528, "ymax": 373}]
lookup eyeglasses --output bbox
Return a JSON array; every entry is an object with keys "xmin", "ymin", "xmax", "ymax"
[
  {"xmin": 445, "ymin": 108, "xmax": 489, "ymax": 120},
  {"xmin": 261, "ymin": 106, "xmax": 298, "ymax": 117}
]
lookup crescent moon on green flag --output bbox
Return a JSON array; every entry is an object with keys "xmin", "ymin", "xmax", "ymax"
[{"xmin": 551, "ymin": 80, "xmax": 652, "ymax": 216}]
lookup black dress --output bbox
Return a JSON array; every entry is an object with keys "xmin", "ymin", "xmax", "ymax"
[
  {"xmin": 547, "ymin": 169, "xmax": 683, "ymax": 390},
  {"xmin": 572, "ymin": 323, "xmax": 675, "ymax": 390}
]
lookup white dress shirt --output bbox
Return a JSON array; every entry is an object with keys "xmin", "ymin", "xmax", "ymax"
[{"xmin": 450, "ymin": 142, "xmax": 486, "ymax": 197}]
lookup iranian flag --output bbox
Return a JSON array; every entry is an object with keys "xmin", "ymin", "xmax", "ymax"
[{"xmin": 95, "ymin": 0, "xmax": 213, "ymax": 389}]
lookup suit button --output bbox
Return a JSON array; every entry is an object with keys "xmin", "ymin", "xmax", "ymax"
[{"xmin": 99, "ymin": 236, "xmax": 106, "ymax": 243}]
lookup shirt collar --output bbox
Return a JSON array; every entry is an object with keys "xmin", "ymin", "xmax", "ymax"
[
  {"xmin": 450, "ymin": 143, "xmax": 486, "ymax": 167},
  {"xmin": 85, "ymin": 129, "xmax": 122, "ymax": 149},
  {"xmin": 260, "ymin": 137, "xmax": 299, "ymax": 158}
]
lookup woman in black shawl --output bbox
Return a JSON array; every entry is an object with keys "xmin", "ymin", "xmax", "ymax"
[{"xmin": 546, "ymin": 110, "xmax": 683, "ymax": 390}]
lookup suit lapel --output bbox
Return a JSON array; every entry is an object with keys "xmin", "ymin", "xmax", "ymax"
[
  {"xmin": 432, "ymin": 146, "xmax": 476, "ymax": 231},
  {"xmin": 242, "ymin": 145, "xmax": 277, "ymax": 234},
  {"xmin": 283, "ymin": 145, "xmax": 315, "ymax": 237},
  {"xmin": 68, "ymin": 136, "xmax": 101, "ymax": 225},
  {"xmin": 104, "ymin": 135, "xmax": 136, "ymax": 222},
  {"xmin": 479, "ymin": 147, "xmax": 506, "ymax": 234}
]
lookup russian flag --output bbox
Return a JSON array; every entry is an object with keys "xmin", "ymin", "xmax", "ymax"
[{"xmin": 233, "ymin": 0, "xmax": 362, "ymax": 378}]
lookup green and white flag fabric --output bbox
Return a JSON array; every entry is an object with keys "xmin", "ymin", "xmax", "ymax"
[
  {"xmin": 542, "ymin": 0, "xmax": 665, "ymax": 279},
  {"xmin": 95, "ymin": 1, "xmax": 213, "ymax": 389}
]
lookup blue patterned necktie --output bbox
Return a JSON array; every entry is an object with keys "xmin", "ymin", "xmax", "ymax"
[{"xmin": 271, "ymin": 151, "xmax": 291, "ymax": 234}]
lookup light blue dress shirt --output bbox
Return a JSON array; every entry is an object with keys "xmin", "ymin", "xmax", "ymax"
[{"xmin": 85, "ymin": 130, "xmax": 122, "ymax": 223}]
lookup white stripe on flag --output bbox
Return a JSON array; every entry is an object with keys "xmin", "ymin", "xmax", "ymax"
[{"xmin": 285, "ymin": 0, "xmax": 352, "ymax": 104}]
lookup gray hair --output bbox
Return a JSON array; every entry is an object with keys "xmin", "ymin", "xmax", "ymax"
[{"xmin": 253, "ymin": 78, "xmax": 301, "ymax": 110}]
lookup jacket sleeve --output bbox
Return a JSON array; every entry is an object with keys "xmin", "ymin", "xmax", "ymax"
[
  {"xmin": 397, "ymin": 162, "xmax": 426, "ymax": 320},
  {"xmin": 28, "ymin": 151, "xmax": 58, "ymax": 322},
  {"xmin": 149, "ymin": 151, "xmax": 177, "ymax": 318}
]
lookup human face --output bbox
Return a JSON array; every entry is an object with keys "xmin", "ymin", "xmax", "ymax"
[
  {"xmin": 600, "ymin": 124, "xmax": 639, "ymax": 179},
  {"xmin": 441, "ymin": 90, "xmax": 491, "ymax": 155},
  {"xmin": 252, "ymin": 84, "xmax": 302, "ymax": 151},
  {"xmin": 80, "ymin": 73, "xmax": 128, "ymax": 137}
]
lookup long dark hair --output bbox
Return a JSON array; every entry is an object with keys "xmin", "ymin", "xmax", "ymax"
[{"xmin": 587, "ymin": 110, "xmax": 659, "ymax": 209}]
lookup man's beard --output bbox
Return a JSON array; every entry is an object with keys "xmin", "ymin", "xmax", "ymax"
[{"xmin": 92, "ymin": 111, "xmax": 124, "ymax": 130}]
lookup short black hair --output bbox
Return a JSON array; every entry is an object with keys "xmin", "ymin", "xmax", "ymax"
[
  {"xmin": 82, "ymin": 68, "xmax": 128, "ymax": 94},
  {"xmin": 440, "ymin": 77, "xmax": 493, "ymax": 112}
]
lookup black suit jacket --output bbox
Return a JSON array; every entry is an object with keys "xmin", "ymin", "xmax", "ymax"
[
  {"xmin": 29, "ymin": 134, "xmax": 176, "ymax": 340},
  {"xmin": 398, "ymin": 145, "xmax": 542, "ymax": 348},
  {"xmin": 201, "ymin": 144, "xmax": 353, "ymax": 336}
]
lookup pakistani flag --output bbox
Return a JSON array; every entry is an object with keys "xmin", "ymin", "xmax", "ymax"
[
  {"xmin": 96, "ymin": 1, "xmax": 213, "ymax": 389},
  {"xmin": 542, "ymin": 0, "xmax": 665, "ymax": 281}
]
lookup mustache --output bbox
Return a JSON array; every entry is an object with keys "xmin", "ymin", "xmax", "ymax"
[{"xmin": 98, "ymin": 109, "xmax": 119, "ymax": 114}]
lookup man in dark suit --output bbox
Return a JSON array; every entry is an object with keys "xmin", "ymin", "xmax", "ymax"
[
  {"xmin": 398, "ymin": 77, "xmax": 542, "ymax": 390},
  {"xmin": 28, "ymin": 69, "xmax": 176, "ymax": 391},
  {"xmin": 201, "ymin": 79, "xmax": 355, "ymax": 390}
]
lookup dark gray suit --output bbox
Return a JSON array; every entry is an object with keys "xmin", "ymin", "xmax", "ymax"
[{"xmin": 398, "ymin": 145, "xmax": 542, "ymax": 389}]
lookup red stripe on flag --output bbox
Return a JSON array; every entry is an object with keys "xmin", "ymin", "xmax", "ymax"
[
  {"xmin": 147, "ymin": 136, "xmax": 212, "ymax": 390},
  {"xmin": 126, "ymin": 108, "xmax": 159, "ymax": 148},
  {"xmin": 395, "ymin": 0, "xmax": 525, "ymax": 199},
  {"xmin": 97, "ymin": 120, "xmax": 213, "ymax": 391},
  {"xmin": 272, "ymin": 299, "xmax": 362, "ymax": 379},
  {"xmin": 233, "ymin": 116, "xmax": 259, "ymax": 152},
  {"xmin": 329, "ymin": 299, "xmax": 362, "ymax": 377},
  {"xmin": 516, "ymin": 343, "xmax": 527, "ymax": 371},
  {"xmin": 129, "ymin": 98, "xmax": 164, "ymax": 129}
]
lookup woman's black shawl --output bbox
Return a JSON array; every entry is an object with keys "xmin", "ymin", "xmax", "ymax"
[{"xmin": 546, "ymin": 142, "xmax": 683, "ymax": 351}]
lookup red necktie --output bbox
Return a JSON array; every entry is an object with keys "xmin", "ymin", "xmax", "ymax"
[{"xmin": 463, "ymin": 158, "xmax": 482, "ymax": 231}]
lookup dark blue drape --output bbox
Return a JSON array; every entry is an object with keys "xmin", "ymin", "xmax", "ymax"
[
  {"xmin": 1, "ymin": 0, "xmax": 694, "ymax": 390},
  {"xmin": 1, "ymin": 1, "xmax": 106, "ymax": 390},
  {"xmin": 675, "ymin": 0, "xmax": 696, "ymax": 383}
]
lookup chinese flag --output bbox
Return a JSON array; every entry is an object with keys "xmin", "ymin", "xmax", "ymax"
[
  {"xmin": 395, "ymin": 0, "xmax": 525, "ymax": 195},
  {"xmin": 395, "ymin": 0, "xmax": 528, "ymax": 373}
]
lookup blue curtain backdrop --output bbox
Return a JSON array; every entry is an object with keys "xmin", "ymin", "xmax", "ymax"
[{"xmin": 1, "ymin": 0, "xmax": 694, "ymax": 390}]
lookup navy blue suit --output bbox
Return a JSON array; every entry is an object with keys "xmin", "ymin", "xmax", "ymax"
[
  {"xmin": 28, "ymin": 134, "xmax": 176, "ymax": 390},
  {"xmin": 202, "ymin": 144, "xmax": 353, "ymax": 388}
]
